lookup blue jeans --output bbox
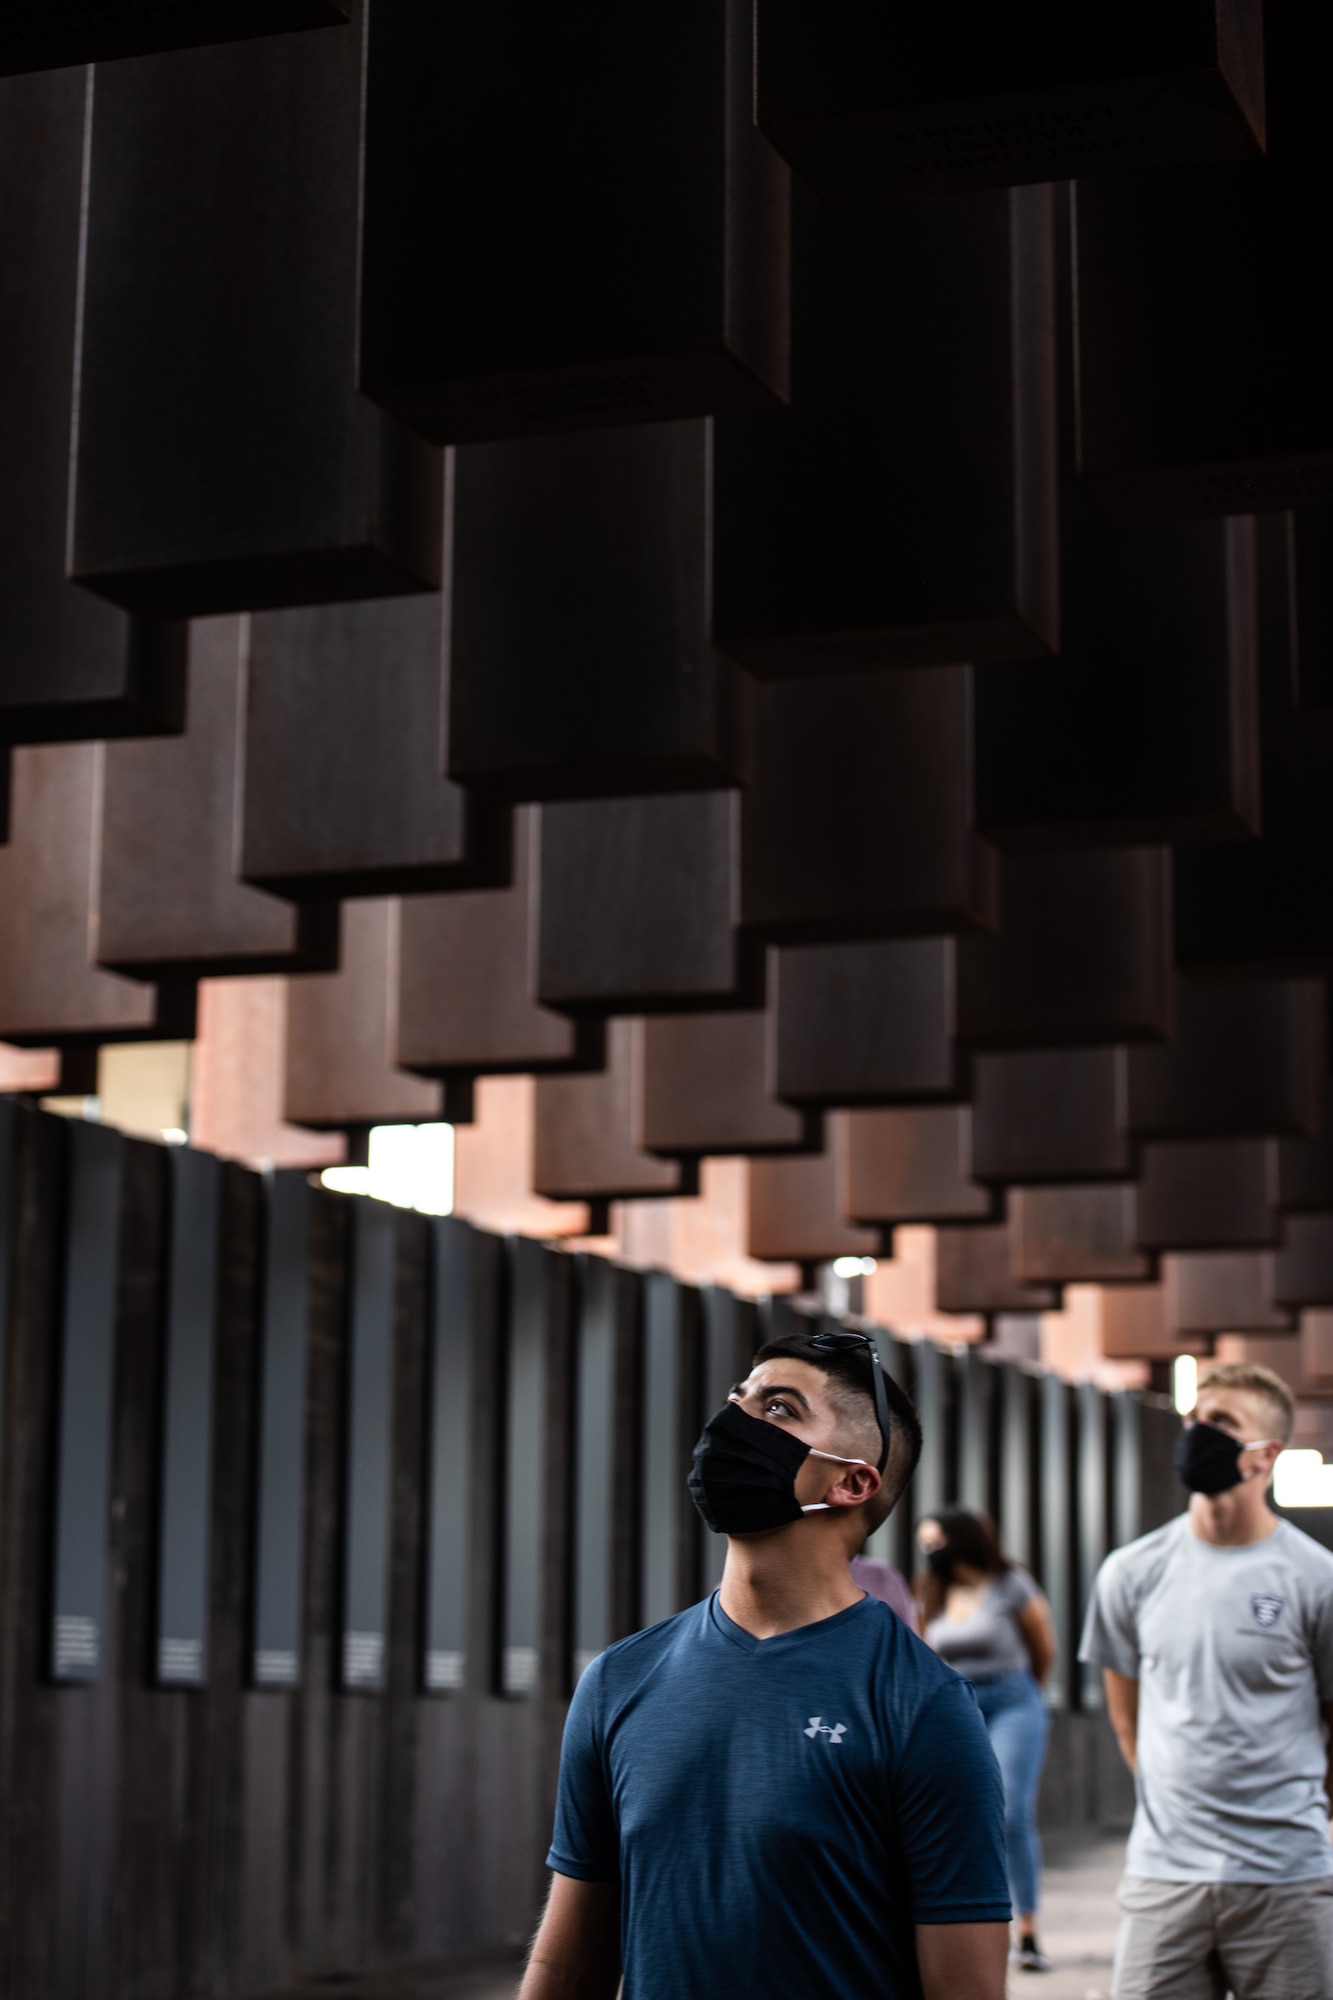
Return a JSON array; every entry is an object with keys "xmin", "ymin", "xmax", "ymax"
[{"xmin": 971, "ymin": 1670, "xmax": 1049, "ymax": 1918}]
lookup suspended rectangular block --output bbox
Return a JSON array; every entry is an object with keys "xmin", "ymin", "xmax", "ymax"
[
  {"xmin": 772, "ymin": 939, "xmax": 962, "ymax": 1108},
  {"xmin": 957, "ymin": 848, "xmax": 1174, "ymax": 1049},
  {"xmin": 499, "ymin": 1236, "xmax": 573, "ymax": 1696},
  {"xmin": 537, "ymin": 793, "xmax": 761, "ymax": 1015},
  {"xmin": 242, "ymin": 582, "xmax": 510, "ymax": 899},
  {"xmin": 155, "ymin": 1147, "xmax": 222, "ymax": 1687},
  {"xmin": 754, "ymin": 1, "xmax": 1264, "ymax": 203},
  {"xmin": 1304, "ymin": 1311, "xmax": 1333, "ymax": 1388},
  {"xmin": 284, "ymin": 900, "xmax": 442, "ymax": 1130},
  {"xmin": 341, "ymin": 1199, "xmax": 396, "ymax": 1692},
  {"xmin": 571, "ymin": 1255, "xmax": 640, "ymax": 1676},
  {"xmin": 640, "ymin": 1275, "xmax": 703, "ymax": 1627},
  {"xmin": 67, "ymin": 6, "xmax": 442, "ymax": 619},
  {"xmin": 712, "ymin": 183, "xmax": 1057, "ymax": 675},
  {"xmin": 1276, "ymin": 1079, "xmax": 1333, "ymax": 1213},
  {"xmin": 97, "ymin": 617, "xmax": 339, "ymax": 981},
  {"xmin": 839, "ymin": 1107, "xmax": 997, "ymax": 1227},
  {"xmin": 0, "ymin": 744, "xmax": 192, "ymax": 1046},
  {"xmin": 1289, "ymin": 513, "xmax": 1333, "ymax": 712},
  {"xmin": 446, "ymin": 425, "xmax": 751, "ymax": 799},
  {"xmin": 395, "ymin": 811, "xmax": 603, "ymax": 1084},
  {"xmin": 1126, "ymin": 980, "xmax": 1324, "ymax": 1141},
  {"xmin": 636, "ymin": 1011, "xmax": 817, "ymax": 1158},
  {"xmin": 1164, "ymin": 1250, "xmax": 1295, "ymax": 1335},
  {"xmin": 933, "ymin": 1220, "xmax": 1059, "ymax": 1316},
  {"xmin": 746, "ymin": 1140, "xmax": 879, "ymax": 1266},
  {"xmin": 358, "ymin": 0, "xmax": 788, "ymax": 445},
  {"xmin": 0, "ymin": 3, "xmax": 348, "ymax": 74},
  {"xmin": 1100, "ymin": 1281, "xmax": 1205, "ymax": 1362},
  {"xmin": 0, "ymin": 68, "xmax": 187, "ymax": 746},
  {"xmin": 1010, "ymin": 1185, "xmax": 1152, "ymax": 1286},
  {"xmin": 1136, "ymin": 1139, "xmax": 1280, "ymax": 1252},
  {"xmin": 741, "ymin": 668, "xmax": 999, "ymax": 942},
  {"xmin": 971, "ymin": 1047, "xmax": 1135, "ymax": 1185},
  {"xmin": 1273, "ymin": 1214, "xmax": 1333, "ymax": 1310},
  {"xmin": 533, "ymin": 1021, "xmax": 696, "ymax": 1205},
  {"xmin": 251, "ymin": 1171, "xmax": 314, "ymax": 1687}
]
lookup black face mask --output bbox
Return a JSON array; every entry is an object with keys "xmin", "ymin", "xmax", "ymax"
[
  {"xmin": 689, "ymin": 1402, "xmax": 812, "ymax": 1535},
  {"xmin": 924, "ymin": 1546, "xmax": 953, "ymax": 1583},
  {"xmin": 1173, "ymin": 1419, "xmax": 1275, "ymax": 1496}
]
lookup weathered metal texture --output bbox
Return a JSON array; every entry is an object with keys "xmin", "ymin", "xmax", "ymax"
[
  {"xmin": 533, "ymin": 1021, "xmax": 695, "ymax": 1205},
  {"xmin": 771, "ymin": 939, "xmax": 962, "ymax": 1108},
  {"xmin": 1274, "ymin": 1214, "xmax": 1333, "ymax": 1310},
  {"xmin": 1073, "ymin": 6, "xmax": 1333, "ymax": 519},
  {"xmin": 1036, "ymin": 1373, "xmax": 1074, "ymax": 1708},
  {"xmin": 284, "ymin": 901, "xmax": 443, "ymax": 1131},
  {"xmin": 241, "ymin": 571, "xmax": 510, "ymax": 899},
  {"xmin": 0, "ymin": 68, "xmax": 187, "ymax": 746},
  {"xmin": 1010, "ymin": 1184, "xmax": 1152, "ymax": 1286},
  {"xmin": 446, "ymin": 424, "xmax": 749, "ymax": 800},
  {"xmin": 712, "ymin": 183, "xmax": 1057, "ymax": 674},
  {"xmin": 570, "ymin": 1256, "xmax": 642, "ymax": 1674},
  {"xmin": 1075, "ymin": 1381, "xmax": 1111, "ymax": 1707},
  {"xmin": 1164, "ymin": 1250, "xmax": 1296, "ymax": 1334},
  {"xmin": 970, "ymin": 1048, "xmax": 1136, "ymax": 1185},
  {"xmin": 67, "ymin": 5, "xmax": 442, "ymax": 618},
  {"xmin": 0, "ymin": 2, "xmax": 348, "ymax": 74},
  {"xmin": 394, "ymin": 811, "xmax": 603, "ymax": 1084},
  {"xmin": 933, "ymin": 1220, "xmax": 1060, "ymax": 1315},
  {"xmin": 635, "ymin": 1011, "xmax": 818, "ymax": 1158},
  {"xmin": 741, "ymin": 668, "xmax": 998, "ymax": 941},
  {"xmin": 754, "ymin": 0, "xmax": 1264, "ymax": 202},
  {"xmin": 536, "ymin": 793, "xmax": 761, "ymax": 1015},
  {"xmin": 96, "ymin": 617, "xmax": 339, "ymax": 981},
  {"xmin": 957, "ymin": 848, "xmax": 1175, "ymax": 1049},
  {"xmin": 358, "ymin": 0, "xmax": 788, "ymax": 444},
  {"xmin": 1276, "ymin": 1077, "xmax": 1333, "ymax": 1213},
  {"xmin": 1135, "ymin": 1139, "xmax": 1281, "ymax": 1252},
  {"xmin": 497, "ymin": 1237, "xmax": 574, "ymax": 1702},
  {"xmin": 639, "ymin": 1275, "xmax": 704, "ymax": 1627},
  {"xmin": 746, "ymin": 1138, "xmax": 879, "ymax": 1265},
  {"xmin": 839, "ymin": 1107, "xmax": 997, "ymax": 1227},
  {"xmin": 1100, "ymin": 1280, "xmax": 1207, "ymax": 1361},
  {"xmin": 1126, "ymin": 979, "xmax": 1325, "ymax": 1141},
  {"xmin": 0, "ymin": 745, "xmax": 193, "ymax": 1046}
]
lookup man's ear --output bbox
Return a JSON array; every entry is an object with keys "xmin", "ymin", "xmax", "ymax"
[{"xmin": 827, "ymin": 1464, "xmax": 881, "ymax": 1510}]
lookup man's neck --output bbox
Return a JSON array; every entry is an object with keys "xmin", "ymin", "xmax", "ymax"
[
  {"xmin": 1189, "ymin": 1487, "xmax": 1281, "ymax": 1548},
  {"xmin": 718, "ymin": 1527, "xmax": 863, "ymax": 1640}
]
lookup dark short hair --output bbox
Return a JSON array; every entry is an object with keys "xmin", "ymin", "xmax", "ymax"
[
  {"xmin": 753, "ymin": 1329, "xmax": 923, "ymax": 1520},
  {"xmin": 920, "ymin": 1505, "xmax": 1010, "ymax": 1577}
]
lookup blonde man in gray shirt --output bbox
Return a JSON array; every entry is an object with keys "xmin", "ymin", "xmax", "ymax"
[{"xmin": 1081, "ymin": 1361, "xmax": 1333, "ymax": 1999}]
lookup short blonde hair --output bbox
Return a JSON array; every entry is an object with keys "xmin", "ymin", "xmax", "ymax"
[{"xmin": 1197, "ymin": 1361, "xmax": 1295, "ymax": 1443}]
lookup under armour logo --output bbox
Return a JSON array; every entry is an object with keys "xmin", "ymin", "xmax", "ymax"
[
  {"xmin": 804, "ymin": 1716, "xmax": 847, "ymax": 1743},
  {"xmin": 1251, "ymin": 1594, "xmax": 1284, "ymax": 1629}
]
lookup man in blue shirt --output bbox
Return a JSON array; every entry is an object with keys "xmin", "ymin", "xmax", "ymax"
[{"xmin": 520, "ymin": 1324, "xmax": 1011, "ymax": 1999}]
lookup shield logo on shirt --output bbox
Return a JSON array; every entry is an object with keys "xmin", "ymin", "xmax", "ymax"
[{"xmin": 1251, "ymin": 1594, "xmax": 1284, "ymax": 1628}]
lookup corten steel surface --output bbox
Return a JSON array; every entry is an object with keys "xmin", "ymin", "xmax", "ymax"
[
  {"xmin": 0, "ymin": 69, "xmax": 187, "ymax": 745},
  {"xmin": 96, "ymin": 617, "xmax": 339, "ymax": 981},
  {"xmin": 771, "ymin": 939, "xmax": 962, "ymax": 1109},
  {"xmin": 1274, "ymin": 1214, "xmax": 1333, "ymax": 1308},
  {"xmin": 571, "ymin": 1255, "xmax": 642, "ymax": 1668},
  {"xmin": 0, "ymin": 744, "xmax": 192, "ymax": 1046},
  {"xmin": 242, "ymin": 572, "xmax": 510, "ymax": 900},
  {"xmin": 536, "ymin": 793, "xmax": 762, "ymax": 1015},
  {"xmin": 1074, "ymin": 3, "xmax": 1333, "ymax": 517},
  {"xmin": 446, "ymin": 425, "xmax": 750, "ymax": 799},
  {"xmin": 1010, "ymin": 1185, "xmax": 1153, "ymax": 1286},
  {"xmin": 1126, "ymin": 978, "xmax": 1325, "ymax": 1140},
  {"xmin": 1288, "ymin": 512, "xmax": 1333, "ymax": 711},
  {"xmin": 1164, "ymin": 1250, "xmax": 1296, "ymax": 1334},
  {"xmin": 284, "ymin": 901, "xmax": 442, "ymax": 1131},
  {"xmin": 712, "ymin": 183, "xmax": 1058, "ymax": 675},
  {"xmin": 532, "ymin": 1021, "xmax": 695, "ymax": 1205},
  {"xmin": 635, "ymin": 1012, "xmax": 819, "ymax": 1159},
  {"xmin": 1304, "ymin": 1313, "xmax": 1333, "ymax": 1388},
  {"xmin": 1100, "ymin": 1281, "xmax": 1207, "ymax": 1362},
  {"xmin": 639, "ymin": 1274, "xmax": 704, "ymax": 1627},
  {"xmin": 394, "ymin": 811, "xmax": 603, "ymax": 1083},
  {"xmin": 970, "ymin": 1047, "xmax": 1136, "ymax": 1185},
  {"xmin": 0, "ymin": 2, "xmax": 348, "ymax": 73},
  {"xmin": 67, "ymin": 5, "xmax": 442, "ymax": 619},
  {"xmin": 358, "ymin": 0, "xmax": 788, "ymax": 444},
  {"xmin": 754, "ymin": 0, "xmax": 1264, "ymax": 202},
  {"xmin": 933, "ymin": 1219, "xmax": 1060, "ymax": 1316},
  {"xmin": 1276, "ymin": 1078, "xmax": 1333, "ymax": 1211},
  {"xmin": 1135, "ymin": 1138, "xmax": 1281, "ymax": 1252},
  {"xmin": 746, "ymin": 1139, "xmax": 879, "ymax": 1265},
  {"xmin": 740, "ymin": 667, "xmax": 999, "ymax": 941},
  {"xmin": 956, "ymin": 848, "xmax": 1175, "ymax": 1049},
  {"xmin": 838, "ymin": 1106, "xmax": 997, "ymax": 1227}
]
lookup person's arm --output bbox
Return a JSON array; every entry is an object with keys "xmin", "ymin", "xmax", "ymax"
[
  {"xmin": 519, "ymin": 1875, "xmax": 621, "ymax": 2000},
  {"xmin": 1015, "ymin": 1593, "xmax": 1057, "ymax": 1687},
  {"xmin": 1322, "ymin": 1699, "xmax": 1333, "ymax": 1816},
  {"xmin": 916, "ymin": 1921, "xmax": 1008, "ymax": 2000},
  {"xmin": 1104, "ymin": 1668, "xmax": 1140, "ymax": 1775}
]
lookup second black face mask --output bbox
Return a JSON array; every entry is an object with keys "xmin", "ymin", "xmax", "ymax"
[
  {"xmin": 1174, "ymin": 1419, "xmax": 1246, "ymax": 1495},
  {"xmin": 925, "ymin": 1547, "xmax": 954, "ymax": 1583},
  {"xmin": 688, "ymin": 1401, "xmax": 812, "ymax": 1536}
]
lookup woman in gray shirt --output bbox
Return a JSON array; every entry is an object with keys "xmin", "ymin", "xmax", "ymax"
[{"xmin": 916, "ymin": 1507, "xmax": 1057, "ymax": 1973}]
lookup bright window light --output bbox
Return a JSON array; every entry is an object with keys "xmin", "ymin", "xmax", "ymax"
[
  {"xmin": 1274, "ymin": 1449, "xmax": 1333, "ymax": 1509},
  {"xmin": 1172, "ymin": 1354, "xmax": 1198, "ymax": 1415},
  {"xmin": 321, "ymin": 1124, "xmax": 454, "ymax": 1216},
  {"xmin": 832, "ymin": 1256, "xmax": 877, "ymax": 1279}
]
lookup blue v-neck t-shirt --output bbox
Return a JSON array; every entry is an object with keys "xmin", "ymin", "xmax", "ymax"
[{"xmin": 548, "ymin": 1592, "xmax": 1010, "ymax": 1999}]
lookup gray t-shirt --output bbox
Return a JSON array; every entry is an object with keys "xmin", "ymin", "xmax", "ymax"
[
  {"xmin": 926, "ymin": 1568, "xmax": 1037, "ymax": 1679},
  {"xmin": 1080, "ymin": 1513, "xmax": 1333, "ymax": 1883}
]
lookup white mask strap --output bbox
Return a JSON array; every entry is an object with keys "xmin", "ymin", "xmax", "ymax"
[{"xmin": 799, "ymin": 1448, "xmax": 873, "ymax": 1512}]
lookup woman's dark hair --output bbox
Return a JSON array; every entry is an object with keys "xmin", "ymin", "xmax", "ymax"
[{"xmin": 913, "ymin": 1505, "xmax": 1012, "ymax": 1622}]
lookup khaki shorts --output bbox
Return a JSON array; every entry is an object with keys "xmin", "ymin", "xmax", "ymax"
[{"xmin": 1113, "ymin": 1874, "xmax": 1333, "ymax": 2000}]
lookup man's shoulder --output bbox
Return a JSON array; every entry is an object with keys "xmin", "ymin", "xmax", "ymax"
[
  {"xmin": 1094, "ymin": 1515, "xmax": 1187, "ymax": 1596},
  {"xmin": 1272, "ymin": 1517, "xmax": 1333, "ymax": 1591},
  {"xmin": 587, "ymin": 1598, "xmax": 712, "ymax": 1686}
]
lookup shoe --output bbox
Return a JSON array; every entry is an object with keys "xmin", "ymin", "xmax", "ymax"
[{"xmin": 1014, "ymin": 1938, "xmax": 1051, "ymax": 1972}]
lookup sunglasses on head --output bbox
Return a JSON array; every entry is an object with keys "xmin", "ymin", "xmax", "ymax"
[{"xmin": 809, "ymin": 1327, "xmax": 891, "ymax": 1475}]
